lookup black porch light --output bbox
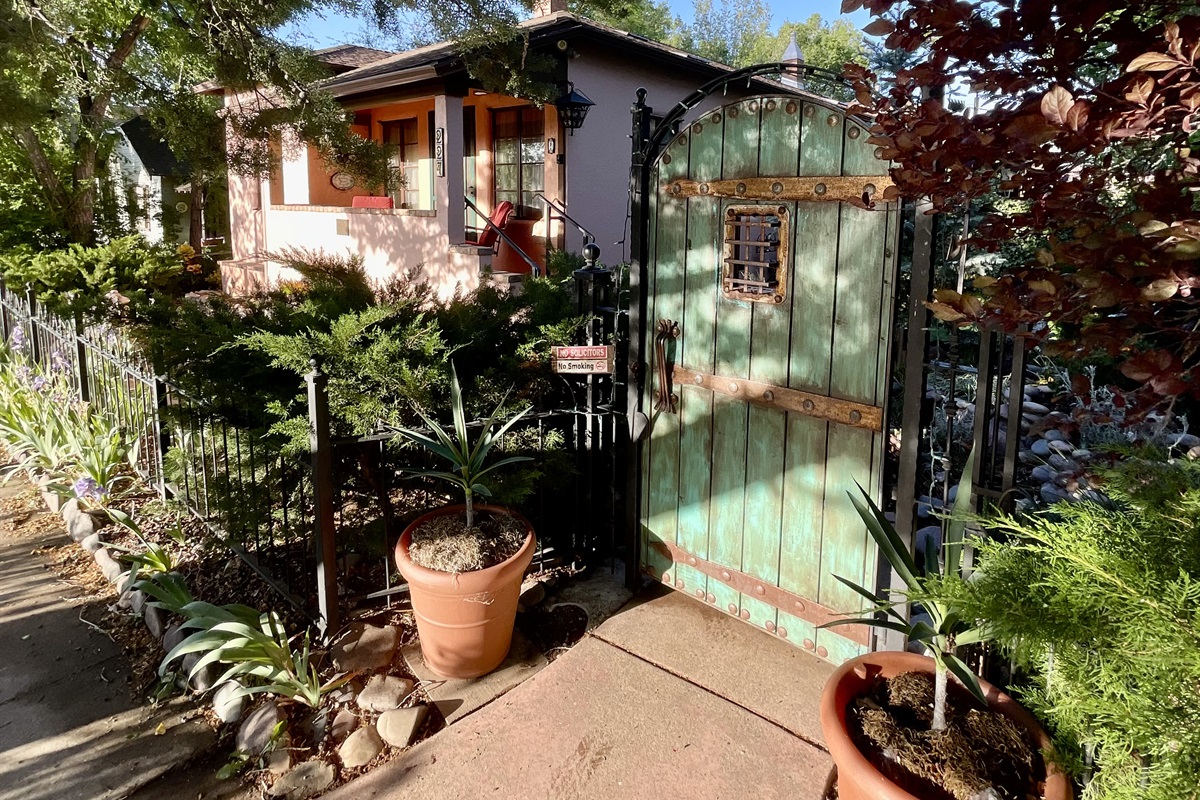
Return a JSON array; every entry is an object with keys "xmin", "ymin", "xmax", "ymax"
[{"xmin": 554, "ymin": 82, "xmax": 594, "ymax": 135}]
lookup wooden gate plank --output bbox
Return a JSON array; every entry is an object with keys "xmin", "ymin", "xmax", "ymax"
[
  {"xmin": 674, "ymin": 115, "xmax": 724, "ymax": 600},
  {"xmin": 739, "ymin": 98, "xmax": 798, "ymax": 636},
  {"xmin": 643, "ymin": 134, "xmax": 690, "ymax": 587},
  {"xmin": 815, "ymin": 138, "xmax": 890, "ymax": 660},
  {"xmin": 776, "ymin": 100, "xmax": 845, "ymax": 655},
  {"xmin": 707, "ymin": 99, "xmax": 758, "ymax": 621}
]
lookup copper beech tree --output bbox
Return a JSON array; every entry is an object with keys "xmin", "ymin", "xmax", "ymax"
[{"xmin": 844, "ymin": 1, "xmax": 1200, "ymax": 407}]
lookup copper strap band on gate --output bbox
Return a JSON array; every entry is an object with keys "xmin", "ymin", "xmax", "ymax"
[
  {"xmin": 645, "ymin": 539, "xmax": 871, "ymax": 647},
  {"xmin": 674, "ymin": 365, "xmax": 883, "ymax": 432},
  {"xmin": 664, "ymin": 176, "xmax": 896, "ymax": 205}
]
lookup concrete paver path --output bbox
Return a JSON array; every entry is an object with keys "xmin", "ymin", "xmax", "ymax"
[{"xmin": 325, "ymin": 588, "xmax": 835, "ymax": 800}]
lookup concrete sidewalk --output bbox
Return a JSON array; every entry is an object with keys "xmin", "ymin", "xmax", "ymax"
[
  {"xmin": 324, "ymin": 588, "xmax": 835, "ymax": 800},
  {"xmin": 0, "ymin": 485, "xmax": 214, "ymax": 800}
]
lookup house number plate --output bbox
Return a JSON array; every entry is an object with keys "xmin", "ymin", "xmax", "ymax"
[{"xmin": 552, "ymin": 346, "xmax": 614, "ymax": 374}]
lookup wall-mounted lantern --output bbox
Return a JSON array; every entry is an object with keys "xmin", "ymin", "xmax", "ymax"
[{"xmin": 553, "ymin": 83, "xmax": 595, "ymax": 135}]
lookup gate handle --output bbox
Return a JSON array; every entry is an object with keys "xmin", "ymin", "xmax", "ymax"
[{"xmin": 654, "ymin": 319, "xmax": 680, "ymax": 414}]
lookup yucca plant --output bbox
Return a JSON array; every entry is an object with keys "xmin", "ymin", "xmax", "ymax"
[
  {"xmin": 822, "ymin": 452, "xmax": 991, "ymax": 731},
  {"xmin": 390, "ymin": 363, "xmax": 532, "ymax": 529},
  {"xmin": 163, "ymin": 603, "xmax": 352, "ymax": 707}
]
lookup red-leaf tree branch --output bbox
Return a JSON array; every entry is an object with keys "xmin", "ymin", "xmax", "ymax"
[{"xmin": 845, "ymin": 0, "xmax": 1200, "ymax": 405}]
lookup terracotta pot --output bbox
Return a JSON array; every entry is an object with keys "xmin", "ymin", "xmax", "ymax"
[
  {"xmin": 395, "ymin": 504, "xmax": 536, "ymax": 679},
  {"xmin": 820, "ymin": 651, "xmax": 1072, "ymax": 800}
]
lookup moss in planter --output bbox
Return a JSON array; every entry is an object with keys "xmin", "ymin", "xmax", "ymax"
[
  {"xmin": 851, "ymin": 671, "xmax": 1041, "ymax": 800},
  {"xmin": 408, "ymin": 511, "xmax": 525, "ymax": 573}
]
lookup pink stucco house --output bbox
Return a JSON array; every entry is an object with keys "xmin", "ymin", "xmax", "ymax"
[{"xmin": 219, "ymin": 2, "xmax": 797, "ymax": 297}]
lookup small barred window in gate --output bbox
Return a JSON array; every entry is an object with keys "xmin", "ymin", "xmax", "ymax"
[{"xmin": 722, "ymin": 205, "xmax": 789, "ymax": 304}]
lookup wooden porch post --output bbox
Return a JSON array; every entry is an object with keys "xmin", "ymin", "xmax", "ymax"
[{"xmin": 434, "ymin": 94, "xmax": 465, "ymax": 245}]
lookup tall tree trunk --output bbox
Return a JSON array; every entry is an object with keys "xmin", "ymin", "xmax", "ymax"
[
  {"xmin": 69, "ymin": 138, "xmax": 98, "ymax": 245},
  {"xmin": 189, "ymin": 181, "xmax": 204, "ymax": 248}
]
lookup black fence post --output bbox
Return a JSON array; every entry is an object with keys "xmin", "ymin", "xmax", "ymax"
[
  {"xmin": 0, "ymin": 283, "xmax": 10, "ymax": 344},
  {"xmin": 152, "ymin": 376, "xmax": 171, "ymax": 498},
  {"xmin": 74, "ymin": 311, "xmax": 90, "ymax": 403},
  {"xmin": 624, "ymin": 88, "xmax": 653, "ymax": 590},
  {"xmin": 307, "ymin": 359, "xmax": 340, "ymax": 637},
  {"xmin": 25, "ymin": 287, "xmax": 41, "ymax": 366},
  {"xmin": 573, "ymin": 243, "xmax": 613, "ymax": 561}
]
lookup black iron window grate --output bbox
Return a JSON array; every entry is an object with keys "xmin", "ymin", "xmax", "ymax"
[{"xmin": 723, "ymin": 206, "xmax": 789, "ymax": 303}]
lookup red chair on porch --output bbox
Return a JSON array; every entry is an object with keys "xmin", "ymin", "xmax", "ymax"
[
  {"xmin": 351, "ymin": 195, "xmax": 395, "ymax": 209},
  {"xmin": 476, "ymin": 201, "xmax": 515, "ymax": 251}
]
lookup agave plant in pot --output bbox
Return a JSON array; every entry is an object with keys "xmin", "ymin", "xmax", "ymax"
[
  {"xmin": 818, "ymin": 462, "xmax": 1071, "ymax": 800},
  {"xmin": 391, "ymin": 366, "xmax": 537, "ymax": 679}
]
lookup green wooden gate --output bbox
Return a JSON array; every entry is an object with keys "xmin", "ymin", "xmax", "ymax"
[{"xmin": 637, "ymin": 93, "xmax": 900, "ymax": 665}]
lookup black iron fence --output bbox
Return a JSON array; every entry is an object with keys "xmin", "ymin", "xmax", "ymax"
[{"xmin": 0, "ymin": 268, "xmax": 626, "ymax": 634}]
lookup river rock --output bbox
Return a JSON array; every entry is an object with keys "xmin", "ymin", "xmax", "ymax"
[
  {"xmin": 1022, "ymin": 400, "xmax": 1050, "ymax": 415},
  {"xmin": 1030, "ymin": 439, "xmax": 1052, "ymax": 457},
  {"xmin": 1040, "ymin": 483, "xmax": 1064, "ymax": 504},
  {"xmin": 268, "ymin": 760, "xmax": 335, "ymax": 800},
  {"xmin": 1174, "ymin": 433, "xmax": 1200, "ymax": 449},
  {"xmin": 1042, "ymin": 429, "xmax": 1066, "ymax": 442},
  {"xmin": 163, "ymin": 624, "xmax": 188, "ymax": 655},
  {"xmin": 338, "ymin": 724, "xmax": 383, "ymax": 768},
  {"xmin": 519, "ymin": 581, "xmax": 546, "ymax": 609},
  {"xmin": 331, "ymin": 623, "xmax": 400, "ymax": 673},
  {"xmin": 1030, "ymin": 465, "xmax": 1055, "ymax": 483},
  {"xmin": 144, "ymin": 603, "xmax": 168, "ymax": 638},
  {"xmin": 93, "ymin": 547, "xmax": 123, "ymax": 583},
  {"xmin": 68, "ymin": 511, "xmax": 96, "ymax": 542},
  {"xmin": 128, "ymin": 589, "xmax": 147, "ymax": 615},
  {"xmin": 376, "ymin": 706, "xmax": 429, "ymax": 748},
  {"xmin": 330, "ymin": 709, "xmax": 358, "ymax": 743},
  {"xmin": 238, "ymin": 700, "xmax": 285, "ymax": 756},
  {"xmin": 214, "ymin": 681, "xmax": 247, "ymax": 724},
  {"xmin": 1071, "ymin": 449, "xmax": 1092, "ymax": 460},
  {"xmin": 1047, "ymin": 439, "xmax": 1073, "ymax": 454},
  {"xmin": 357, "ymin": 675, "xmax": 414, "ymax": 712},
  {"xmin": 61, "ymin": 497, "xmax": 82, "ymax": 525},
  {"xmin": 182, "ymin": 652, "xmax": 218, "ymax": 692},
  {"xmin": 1048, "ymin": 453, "xmax": 1076, "ymax": 471}
]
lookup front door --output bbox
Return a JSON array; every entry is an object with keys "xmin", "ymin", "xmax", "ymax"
[{"xmin": 639, "ymin": 95, "xmax": 899, "ymax": 664}]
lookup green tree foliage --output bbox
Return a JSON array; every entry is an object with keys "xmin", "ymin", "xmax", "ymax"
[
  {"xmin": 0, "ymin": 0, "xmax": 393, "ymax": 245},
  {"xmin": 570, "ymin": 0, "xmax": 868, "ymax": 71},
  {"xmin": 847, "ymin": 2, "xmax": 1200, "ymax": 406},
  {"xmin": 671, "ymin": 0, "xmax": 772, "ymax": 67},
  {"xmin": 570, "ymin": 0, "xmax": 674, "ymax": 40},
  {"xmin": 956, "ymin": 455, "xmax": 1200, "ymax": 800},
  {"xmin": 742, "ymin": 14, "xmax": 870, "ymax": 72}
]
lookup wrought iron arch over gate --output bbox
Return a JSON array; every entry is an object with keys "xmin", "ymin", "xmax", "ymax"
[{"xmin": 625, "ymin": 67, "xmax": 902, "ymax": 664}]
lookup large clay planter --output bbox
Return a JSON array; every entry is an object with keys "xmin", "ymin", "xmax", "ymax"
[
  {"xmin": 820, "ymin": 651, "xmax": 1072, "ymax": 800},
  {"xmin": 395, "ymin": 504, "xmax": 535, "ymax": 679}
]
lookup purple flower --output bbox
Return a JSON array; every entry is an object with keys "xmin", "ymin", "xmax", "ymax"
[
  {"xmin": 50, "ymin": 351, "xmax": 69, "ymax": 374},
  {"xmin": 9, "ymin": 328, "xmax": 26, "ymax": 352},
  {"xmin": 72, "ymin": 476, "xmax": 109, "ymax": 502},
  {"xmin": 30, "ymin": 376, "xmax": 47, "ymax": 392}
]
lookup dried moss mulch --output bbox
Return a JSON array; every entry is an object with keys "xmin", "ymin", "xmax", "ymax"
[
  {"xmin": 407, "ymin": 509, "xmax": 526, "ymax": 573},
  {"xmin": 849, "ymin": 671, "xmax": 1042, "ymax": 800}
]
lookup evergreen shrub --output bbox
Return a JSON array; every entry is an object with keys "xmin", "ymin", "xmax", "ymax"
[{"xmin": 958, "ymin": 455, "xmax": 1200, "ymax": 800}]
